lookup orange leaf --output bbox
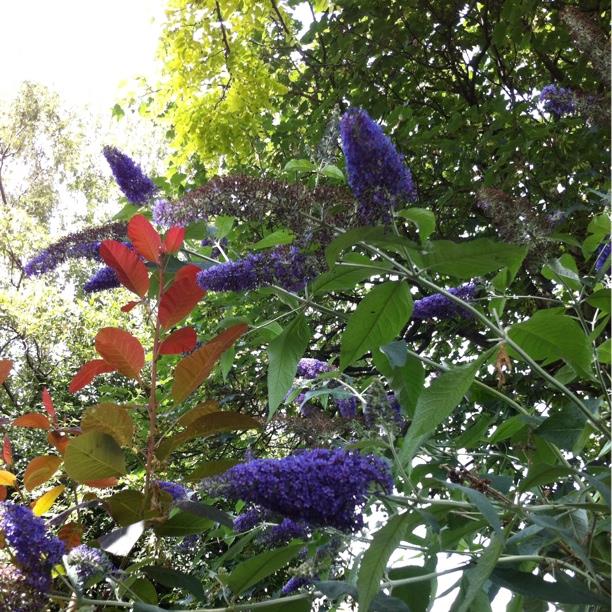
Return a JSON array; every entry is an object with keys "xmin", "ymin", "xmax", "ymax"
[
  {"xmin": 127, "ymin": 214, "xmax": 162, "ymax": 263},
  {"xmin": 2, "ymin": 435, "xmax": 12, "ymax": 466},
  {"xmin": 13, "ymin": 413, "xmax": 51, "ymax": 429},
  {"xmin": 0, "ymin": 360, "xmax": 12, "ymax": 384},
  {"xmin": 158, "ymin": 327, "xmax": 198, "ymax": 355},
  {"xmin": 42, "ymin": 388, "xmax": 58, "ymax": 427},
  {"xmin": 48, "ymin": 431, "xmax": 70, "ymax": 455},
  {"xmin": 69, "ymin": 359, "xmax": 116, "ymax": 394},
  {"xmin": 121, "ymin": 300, "xmax": 140, "ymax": 313},
  {"xmin": 100, "ymin": 239, "xmax": 150, "ymax": 297},
  {"xmin": 85, "ymin": 477, "xmax": 118, "ymax": 489},
  {"xmin": 163, "ymin": 226, "xmax": 185, "ymax": 254},
  {"xmin": 158, "ymin": 264, "xmax": 206, "ymax": 329},
  {"xmin": 95, "ymin": 327, "xmax": 145, "ymax": 379},
  {"xmin": 58, "ymin": 522, "xmax": 83, "ymax": 550},
  {"xmin": 24, "ymin": 455, "xmax": 62, "ymax": 491},
  {"xmin": 172, "ymin": 323, "xmax": 248, "ymax": 403},
  {"xmin": 0, "ymin": 486, "xmax": 6, "ymax": 501}
]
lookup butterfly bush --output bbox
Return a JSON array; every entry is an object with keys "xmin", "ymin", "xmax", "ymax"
[
  {"xmin": 83, "ymin": 266, "xmax": 121, "ymax": 293},
  {"xmin": 24, "ymin": 222, "xmax": 126, "ymax": 277},
  {"xmin": 595, "ymin": 242, "xmax": 610, "ymax": 272},
  {"xmin": 340, "ymin": 107, "xmax": 416, "ymax": 224},
  {"xmin": 539, "ymin": 85, "xmax": 576, "ymax": 117},
  {"xmin": 65, "ymin": 545, "xmax": 114, "ymax": 590},
  {"xmin": 0, "ymin": 502, "xmax": 65, "ymax": 593},
  {"xmin": 263, "ymin": 518, "xmax": 310, "ymax": 546},
  {"xmin": 281, "ymin": 575, "xmax": 312, "ymax": 595},
  {"xmin": 296, "ymin": 358, "xmax": 332, "ymax": 379},
  {"xmin": 0, "ymin": 565, "xmax": 48, "ymax": 612},
  {"xmin": 156, "ymin": 480, "xmax": 192, "ymax": 501},
  {"xmin": 206, "ymin": 448, "xmax": 392, "ymax": 532},
  {"xmin": 336, "ymin": 396, "xmax": 358, "ymax": 419},
  {"xmin": 103, "ymin": 146, "xmax": 157, "ymax": 205},
  {"xmin": 411, "ymin": 282, "xmax": 478, "ymax": 320}
]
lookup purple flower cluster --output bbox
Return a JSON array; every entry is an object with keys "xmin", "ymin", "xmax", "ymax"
[
  {"xmin": 233, "ymin": 507, "xmax": 270, "ymax": 532},
  {"xmin": 209, "ymin": 448, "xmax": 392, "ymax": 531},
  {"xmin": 263, "ymin": 518, "xmax": 309, "ymax": 546},
  {"xmin": 296, "ymin": 358, "xmax": 332, "ymax": 379},
  {"xmin": 339, "ymin": 108, "xmax": 416, "ymax": 225},
  {"xmin": 156, "ymin": 480, "xmax": 191, "ymax": 501},
  {"xmin": 201, "ymin": 237, "xmax": 229, "ymax": 259},
  {"xmin": 0, "ymin": 502, "xmax": 65, "ymax": 593},
  {"xmin": 539, "ymin": 85, "xmax": 576, "ymax": 117},
  {"xmin": 83, "ymin": 266, "xmax": 121, "ymax": 293},
  {"xmin": 0, "ymin": 565, "xmax": 48, "ymax": 612},
  {"xmin": 24, "ymin": 222, "xmax": 126, "ymax": 277},
  {"xmin": 66, "ymin": 545, "xmax": 114, "ymax": 589},
  {"xmin": 595, "ymin": 242, "xmax": 610, "ymax": 273},
  {"xmin": 281, "ymin": 575, "xmax": 312, "ymax": 595},
  {"xmin": 196, "ymin": 247, "xmax": 318, "ymax": 293},
  {"xmin": 103, "ymin": 146, "xmax": 156, "ymax": 205},
  {"xmin": 412, "ymin": 282, "xmax": 478, "ymax": 320},
  {"xmin": 336, "ymin": 396, "xmax": 358, "ymax": 419}
]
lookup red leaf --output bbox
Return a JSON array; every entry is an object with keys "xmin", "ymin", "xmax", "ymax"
[
  {"xmin": 3, "ymin": 435, "xmax": 12, "ymax": 466},
  {"xmin": 121, "ymin": 300, "xmax": 140, "ymax": 313},
  {"xmin": 95, "ymin": 327, "xmax": 145, "ymax": 379},
  {"xmin": 69, "ymin": 359, "xmax": 116, "ymax": 394},
  {"xmin": 158, "ymin": 327, "xmax": 198, "ymax": 355},
  {"xmin": 42, "ymin": 388, "xmax": 58, "ymax": 427},
  {"xmin": 85, "ymin": 477, "xmax": 118, "ymax": 489},
  {"xmin": 128, "ymin": 214, "xmax": 162, "ymax": 263},
  {"xmin": 13, "ymin": 413, "xmax": 51, "ymax": 429},
  {"xmin": 48, "ymin": 431, "xmax": 70, "ymax": 455},
  {"xmin": 100, "ymin": 240, "xmax": 150, "ymax": 297},
  {"xmin": 58, "ymin": 522, "xmax": 83, "ymax": 550},
  {"xmin": 0, "ymin": 486, "xmax": 7, "ymax": 501},
  {"xmin": 0, "ymin": 360, "xmax": 12, "ymax": 384},
  {"xmin": 158, "ymin": 264, "xmax": 206, "ymax": 329},
  {"xmin": 172, "ymin": 323, "xmax": 248, "ymax": 403},
  {"xmin": 163, "ymin": 226, "xmax": 185, "ymax": 254}
]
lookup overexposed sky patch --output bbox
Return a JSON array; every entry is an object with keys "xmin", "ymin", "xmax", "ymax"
[{"xmin": 0, "ymin": 0, "xmax": 166, "ymax": 110}]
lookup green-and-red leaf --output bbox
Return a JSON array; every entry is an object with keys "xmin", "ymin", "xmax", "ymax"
[
  {"xmin": 163, "ymin": 226, "xmax": 186, "ymax": 254},
  {"xmin": 159, "ymin": 327, "xmax": 198, "ymax": 355},
  {"xmin": 158, "ymin": 264, "xmax": 206, "ymax": 329},
  {"xmin": 13, "ymin": 413, "xmax": 51, "ymax": 429},
  {"xmin": 0, "ymin": 360, "xmax": 12, "ymax": 384},
  {"xmin": 128, "ymin": 214, "xmax": 162, "ymax": 264},
  {"xmin": 69, "ymin": 359, "xmax": 117, "ymax": 394},
  {"xmin": 95, "ymin": 328, "xmax": 145, "ymax": 379},
  {"xmin": 99, "ymin": 240, "xmax": 149, "ymax": 297}
]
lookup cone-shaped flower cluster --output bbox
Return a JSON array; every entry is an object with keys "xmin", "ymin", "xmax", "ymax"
[
  {"xmin": 208, "ymin": 448, "xmax": 392, "ymax": 532},
  {"xmin": 83, "ymin": 266, "xmax": 121, "ymax": 293},
  {"xmin": 296, "ymin": 358, "xmax": 332, "ymax": 379},
  {"xmin": 539, "ymin": 85, "xmax": 576, "ymax": 117},
  {"xmin": 65, "ymin": 545, "xmax": 114, "ymax": 590},
  {"xmin": 411, "ymin": 282, "xmax": 477, "ymax": 320},
  {"xmin": 156, "ymin": 480, "xmax": 191, "ymax": 501},
  {"xmin": 340, "ymin": 108, "xmax": 416, "ymax": 224},
  {"xmin": 103, "ymin": 146, "xmax": 156, "ymax": 205},
  {"xmin": 595, "ymin": 242, "xmax": 610, "ymax": 273}
]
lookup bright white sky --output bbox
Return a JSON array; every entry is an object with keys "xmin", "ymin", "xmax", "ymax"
[{"xmin": 0, "ymin": 0, "xmax": 166, "ymax": 111}]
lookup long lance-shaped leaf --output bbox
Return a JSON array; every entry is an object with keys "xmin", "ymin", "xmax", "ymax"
[{"xmin": 100, "ymin": 239, "xmax": 149, "ymax": 297}]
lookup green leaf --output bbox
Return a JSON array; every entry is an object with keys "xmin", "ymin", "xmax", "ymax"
[
  {"xmin": 187, "ymin": 458, "xmax": 239, "ymax": 481},
  {"xmin": 252, "ymin": 229, "xmax": 295, "ymax": 250},
  {"xmin": 401, "ymin": 354, "xmax": 487, "ymax": 464},
  {"xmin": 541, "ymin": 254, "xmax": 581, "ymax": 291},
  {"xmin": 380, "ymin": 342, "xmax": 425, "ymax": 417},
  {"xmin": 113, "ymin": 202, "xmax": 140, "ymax": 221},
  {"xmin": 81, "ymin": 403, "xmax": 134, "ymax": 447},
  {"xmin": 389, "ymin": 564, "xmax": 435, "ymax": 612},
  {"xmin": 320, "ymin": 164, "xmax": 345, "ymax": 181},
  {"xmin": 518, "ymin": 464, "xmax": 574, "ymax": 492},
  {"xmin": 154, "ymin": 510, "xmax": 213, "ymax": 537},
  {"xmin": 508, "ymin": 310, "xmax": 593, "ymax": 377},
  {"xmin": 535, "ymin": 403, "xmax": 587, "ymax": 451},
  {"xmin": 98, "ymin": 520, "xmax": 146, "ymax": 556},
  {"xmin": 340, "ymin": 281, "xmax": 412, "ymax": 369},
  {"xmin": 142, "ymin": 566, "xmax": 205, "ymax": 601},
  {"xmin": 226, "ymin": 542, "xmax": 304, "ymax": 595},
  {"xmin": 325, "ymin": 226, "xmax": 389, "ymax": 267},
  {"xmin": 175, "ymin": 499, "xmax": 233, "ymax": 528},
  {"xmin": 454, "ymin": 414, "xmax": 494, "ymax": 449},
  {"xmin": 445, "ymin": 482, "xmax": 502, "ymax": 533},
  {"xmin": 396, "ymin": 207, "xmax": 436, "ymax": 241},
  {"xmin": 586, "ymin": 288, "xmax": 611, "ymax": 313},
  {"xmin": 357, "ymin": 513, "xmax": 412, "ymax": 612},
  {"xmin": 597, "ymin": 338, "xmax": 612, "ymax": 363},
  {"xmin": 215, "ymin": 216, "xmax": 235, "ymax": 239},
  {"xmin": 311, "ymin": 253, "xmax": 389, "ymax": 295},
  {"xmin": 489, "ymin": 567, "xmax": 608, "ymax": 605},
  {"xmin": 450, "ymin": 533, "xmax": 505, "ymax": 612},
  {"xmin": 422, "ymin": 238, "xmax": 527, "ymax": 278},
  {"xmin": 105, "ymin": 490, "xmax": 154, "ymax": 527},
  {"xmin": 64, "ymin": 431, "xmax": 126, "ymax": 483},
  {"xmin": 267, "ymin": 314, "xmax": 311, "ymax": 417},
  {"xmin": 284, "ymin": 158, "xmax": 316, "ymax": 173}
]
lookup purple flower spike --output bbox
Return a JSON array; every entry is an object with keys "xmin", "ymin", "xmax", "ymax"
[
  {"xmin": 66, "ymin": 545, "xmax": 114, "ymax": 589},
  {"xmin": 340, "ymin": 108, "xmax": 416, "ymax": 225},
  {"xmin": 296, "ymin": 358, "xmax": 332, "ymax": 379},
  {"xmin": 103, "ymin": 146, "xmax": 156, "ymax": 205},
  {"xmin": 594, "ymin": 242, "xmax": 610, "ymax": 273},
  {"xmin": 156, "ymin": 480, "xmax": 191, "ymax": 501},
  {"xmin": 281, "ymin": 575, "xmax": 312, "ymax": 595},
  {"xmin": 539, "ymin": 85, "xmax": 576, "ymax": 118},
  {"xmin": 411, "ymin": 282, "xmax": 478, "ymax": 321},
  {"xmin": 208, "ymin": 448, "xmax": 392, "ymax": 532},
  {"xmin": 83, "ymin": 266, "xmax": 121, "ymax": 293}
]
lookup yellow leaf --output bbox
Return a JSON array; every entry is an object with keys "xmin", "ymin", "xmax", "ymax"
[
  {"xmin": 0, "ymin": 470, "xmax": 16, "ymax": 487},
  {"xmin": 32, "ymin": 485, "xmax": 65, "ymax": 516}
]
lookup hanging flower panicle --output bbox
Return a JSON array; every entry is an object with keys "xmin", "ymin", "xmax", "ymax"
[
  {"xmin": 539, "ymin": 85, "xmax": 576, "ymax": 117},
  {"xmin": 339, "ymin": 108, "xmax": 416, "ymax": 225},
  {"xmin": 103, "ymin": 146, "xmax": 156, "ymax": 205},
  {"xmin": 296, "ymin": 358, "xmax": 332, "ymax": 379},
  {"xmin": 411, "ymin": 282, "xmax": 478, "ymax": 320},
  {"xmin": 83, "ymin": 266, "xmax": 121, "ymax": 293}
]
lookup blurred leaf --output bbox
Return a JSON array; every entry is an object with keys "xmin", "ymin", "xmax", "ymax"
[
  {"xmin": 64, "ymin": 432, "xmax": 126, "ymax": 483},
  {"xmin": 24, "ymin": 455, "xmax": 62, "ymax": 491},
  {"xmin": 397, "ymin": 207, "xmax": 436, "ymax": 241},
  {"xmin": 142, "ymin": 566, "xmax": 205, "ymax": 601},
  {"xmin": 99, "ymin": 520, "xmax": 146, "ymax": 556},
  {"xmin": 252, "ymin": 229, "xmax": 295, "ymax": 250},
  {"xmin": 81, "ymin": 403, "xmax": 134, "ymax": 446}
]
